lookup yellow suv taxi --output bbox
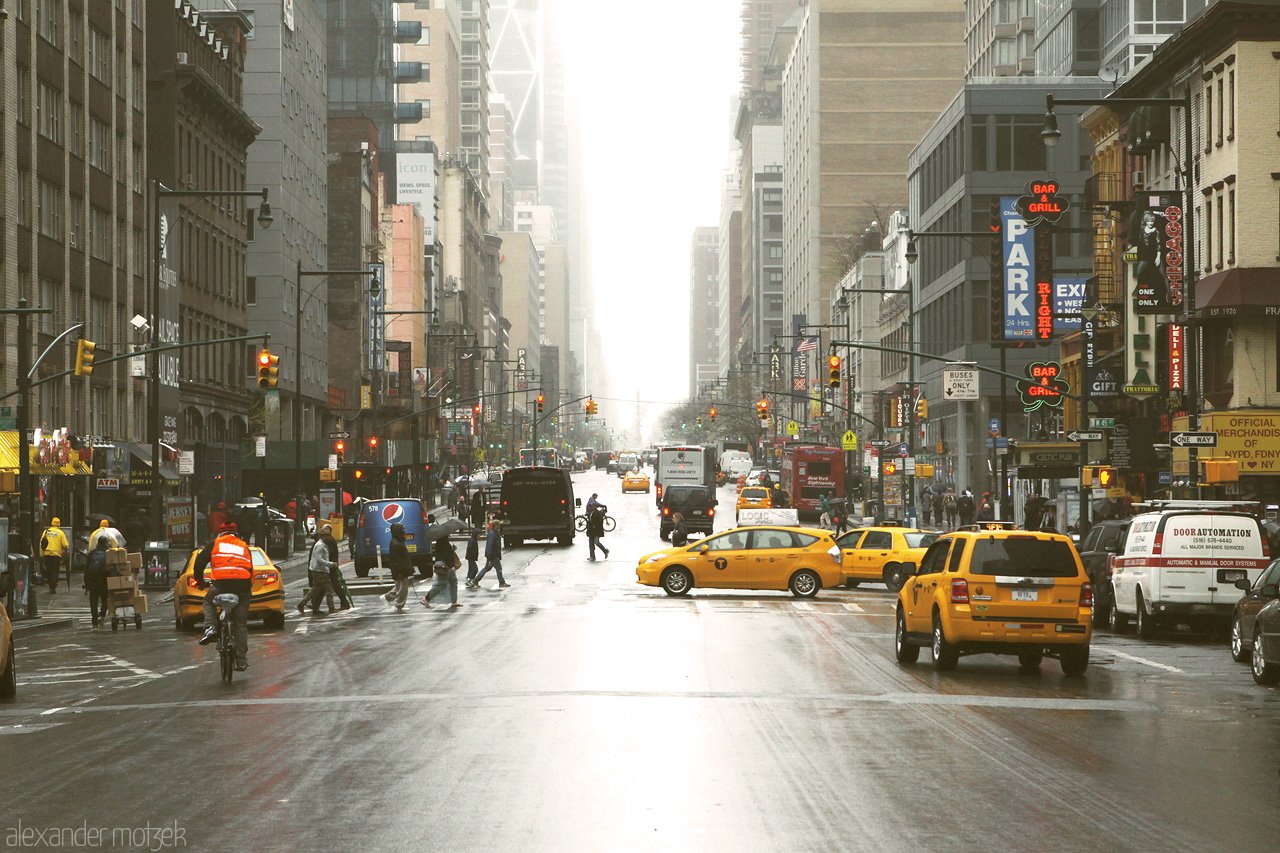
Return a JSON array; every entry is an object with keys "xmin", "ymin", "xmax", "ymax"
[
  {"xmin": 893, "ymin": 523, "xmax": 1092, "ymax": 675},
  {"xmin": 836, "ymin": 526, "xmax": 937, "ymax": 589},
  {"xmin": 637, "ymin": 525, "xmax": 843, "ymax": 598},
  {"xmin": 1, "ymin": 568, "xmax": 15, "ymax": 699}
]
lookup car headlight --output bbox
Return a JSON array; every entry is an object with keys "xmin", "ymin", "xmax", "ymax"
[{"xmin": 644, "ymin": 554, "xmax": 663, "ymax": 564}]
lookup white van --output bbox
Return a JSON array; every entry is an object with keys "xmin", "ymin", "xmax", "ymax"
[{"xmin": 1110, "ymin": 510, "xmax": 1270, "ymax": 637}]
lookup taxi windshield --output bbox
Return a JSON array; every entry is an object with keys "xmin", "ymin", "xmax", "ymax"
[
  {"xmin": 904, "ymin": 532, "xmax": 938, "ymax": 548},
  {"xmin": 969, "ymin": 537, "xmax": 1077, "ymax": 578}
]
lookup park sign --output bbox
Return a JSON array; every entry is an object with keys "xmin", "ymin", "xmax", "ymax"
[{"xmin": 1019, "ymin": 361, "xmax": 1069, "ymax": 412}]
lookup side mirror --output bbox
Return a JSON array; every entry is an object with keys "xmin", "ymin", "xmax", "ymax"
[
  {"xmin": 574, "ymin": 498, "xmax": 582, "ymax": 508},
  {"xmin": 699, "ymin": 545, "xmax": 710, "ymax": 555},
  {"xmin": 900, "ymin": 562, "xmax": 918, "ymax": 577},
  {"xmin": 1103, "ymin": 543, "xmax": 1118, "ymax": 553},
  {"xmin": 1264, "ymin": 583, "xmax": 1280, "ymax": 598},
  {"xmin": 1236, "ymin": 578, "xmax": 1253, "ymax": 592}
]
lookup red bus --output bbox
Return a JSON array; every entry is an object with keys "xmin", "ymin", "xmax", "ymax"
[{"xmin": 780, "ymin": 445, "xmax": 844, "ymax": 519}]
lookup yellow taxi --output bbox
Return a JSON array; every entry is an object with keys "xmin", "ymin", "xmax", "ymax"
[
  {"xmin": 836, "ymin": 526, "xmax": 937, "ymax": 589},
  {"xmin": 734, "ymin": 486, "xmax": 773, "ymax": 523},
  {"xmin": 636, "ymin": 525, "xmax": 842, "ymax": 598},
  {"xmin": 172, "ymin": 546, "xmax": 287, "ymax": 631},
  {"xmin": 622, "ymin": 469, "xmax": 651, "ymax": 493},
  {"xmin": 893, "ymin": 523, "xmax": 1093, "ymax": 675},
  {"xmin": 1, "ymin": 568, "xmax": 15, "ymax": 699}
]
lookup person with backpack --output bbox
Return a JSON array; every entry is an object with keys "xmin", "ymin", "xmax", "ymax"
[
  {"xmin": 957, "ymin": 490, "xmax": 976, "ymax": 527},
  {"xmin": 422, "ymin": 534, "xmax": 462, "ymax": 608},
  {"xmin": 463, "ymin": 527, "xmax": 481, "ymax": 588},
  {"xmin": 943, "ymin": 489, "xmax": 958, "ymax": 529},
  {"xmin": 586, "ymin": 503, "xmax": 610, "ymax": 560},
  {"xmin": 84, "ymin": 538, "xmax": 111, "ymax": 628},
  {"xmin": 39, "ymin": 518, "xmax": 70, "ymax": 595}
]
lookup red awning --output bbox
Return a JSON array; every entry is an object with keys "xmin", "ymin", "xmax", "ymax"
[{"xmin": 1196, "ymin": 269, "xmax": 1280, "ymax": 317}]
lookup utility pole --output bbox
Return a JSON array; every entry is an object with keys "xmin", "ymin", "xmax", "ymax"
[{"xmin": 4, "ymin": 300, "xmax": 52, "ymax": 584}]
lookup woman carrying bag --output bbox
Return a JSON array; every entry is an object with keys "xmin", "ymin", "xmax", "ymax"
[{"xmin": 422, "ymin": 533, "xmax": 462, "ymax": 609}]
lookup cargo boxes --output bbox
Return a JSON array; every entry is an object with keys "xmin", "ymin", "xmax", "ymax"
[
  {"xmin": 106, "ymin": 574, "xmax": 137, "ymax": 591},
  {"xmin": 128, "ymin": 552, "xmax": 143, "ymax": 572},
  {"xmin": 105, "ymin": 548, "xmax": 128, "ymax": 567}
]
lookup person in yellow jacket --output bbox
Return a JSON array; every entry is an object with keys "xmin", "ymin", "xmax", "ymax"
[{"xmin": 39, "ymin": 518, "xmax": 70, "ymax": 594}]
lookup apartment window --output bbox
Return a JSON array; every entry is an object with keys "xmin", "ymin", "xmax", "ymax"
[
  {"xmin": 40, "ymin": 279, "xmax": 60, "ymax": 334},
  {"xmin": 994, "ymin": 116, "xmax": 1046, "ymax": 171},
  {"xmin": 766, "ymin": 243, "xmax": 783, "ymax": 260},
  {"xmin": 133, "ymin": 146, "xmax": 144, "ymax": 194},
  {"xmin": 132, "ymin": 63, "xmax": 144, "ymax": 108},
  {"xmin": 69, "ymin": 9, "xmax": 83, "ymax": 62},
  {"xmin": 89, "ymin": 27, "xmax": 111, "ymax": 83},
  {"xmin": 17, "ymin": 170, "xmax": 32, "ymax": 228},
  {"xmin": 89, "ymin": 205, "xmax": 112, "ymax": 262},
  {"xmin": 37, "ymin": 0, "xmax": 61, "ymax": 47},
  {"xmin": 417, "ymin": 26, "xmax": 431, "ymax": 45},
  {"xmin": 89, "ymin": 118, "xmax": 110, "ymax": 171},
  {"xmin": 1204, "ymin": 84, "xmax": 1213, "ymax": 153},
  {"xmin": 69, "ymin": 102, "xmax": 84, "ymax": 157},
  {"xmin": 69, "ymin": 196, "xmax": 84, "ymax": 249},
  {"xmin": 1228, "ymin": 188, "xmax": 1235, "ymax": 264},
  {"xmin": 763, "ymin": 188, "xmax": 782, "ymax": 204},
  {"xmin": 37, "ymin": 82, "xmax": 61, "ymax": 143},
  {"xmin": 246, "ymin": 276, "xmax": 257, "ymax": 306},
  {"xmin": 1228, "ymin": 70, "xmax": 1235, "ymax": 139},
  {"xmin": 38, "ymin": 180, "xmax": 62, "ymax": 239},
  {"xmin": 1202, "ymin": 199, "xmax": 1212, "ymax": 273},
  {"xmin": 1217, "ymin": 77, "xmax": 1224, "ymax": 145},
  {"xmin": 90, "ymin": 296, "xmax": 111, "ymax": 343},
  {"xmin": 17, "ymin": 67, "xmax": 31, "ymax": 126},
  {"xmin": 1216, "ymin": 194, "xmax": 1224, "ymax": 268},
  {"xmin": 971, "ymin": 117, "xmax": 988, "ymax": 170}
]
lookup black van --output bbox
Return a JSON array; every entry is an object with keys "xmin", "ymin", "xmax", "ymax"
[
  {"xmin": 500, "ymin": 466, "xmax": 576, "ymax": 547},
  {"xmin": 659, "ymin": 484, "xmax": 715, "ymax": 540}
]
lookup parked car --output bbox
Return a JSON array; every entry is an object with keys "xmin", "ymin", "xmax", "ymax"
[
  {"xmin": 1075, "ymin": 518, "xmax": 1132, "ymax": 627},
  {"xmin": 1230, "ymin": 559, "xmax": 1280, "ymax": 662},
  {"xmin": 1246, "ymin": 595, "xmax": 1280, "ymax": 684}
]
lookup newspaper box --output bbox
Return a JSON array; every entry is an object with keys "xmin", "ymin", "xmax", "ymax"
[{"xmin": 142, "ymin": 541, "xmax": 171, "ymax": 589}]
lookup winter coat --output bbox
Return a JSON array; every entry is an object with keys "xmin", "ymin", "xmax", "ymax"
[
  {"xmin": 586, "ymin": 508, "xmax": 606, "ymax": 538},
  {"xmin": 388, "ymin": 538, "xmax": 414, "ymax": 580},
  {"xmin": 671, "ymin": 520, "xmax": 689, "ymax": 547},
  {"xmin": 465, "ymin": 532, "xmax": 480, "ymax": 562},
  {"xmin": 485, "ymin": 527, "xmax": 502, "ymax": 560}
]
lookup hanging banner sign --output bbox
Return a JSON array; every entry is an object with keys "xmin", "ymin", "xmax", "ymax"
[
  {"xmin": 1128, "ymin": 192, "xmax": 1184, "ymax": 313},
  {"xmin": 1034, "ymin": 227, "xmax": 1054, "ymax": 340},
  {"xmin": 1019, "ymin": 361, "xmax": 1069, "ymax": 412},
  {"xmin": 1168, "ymin": 323, "xmax": 1185, "ymax": 391},
  {"xmin": 1015, "ymin": 179, "xmax": 1071, "ymax": 227},
  {"xmin": 1001, "ymin": 197, "xmax": 1034, "ymax": 339}
]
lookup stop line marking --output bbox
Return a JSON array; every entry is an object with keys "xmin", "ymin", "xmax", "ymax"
[{"xmin": 1094, "ymin": 647, "xmax": 1185, "ymax": 673}]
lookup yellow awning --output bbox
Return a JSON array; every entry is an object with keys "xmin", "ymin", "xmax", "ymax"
[{"xmin": 0, "ymin": 431, "xmax": 93, "ymax": 475}]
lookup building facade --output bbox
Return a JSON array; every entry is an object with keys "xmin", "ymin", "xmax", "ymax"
[{"xmin": 689, "ymin": 226, "xmax": 720, "ymax": 397}]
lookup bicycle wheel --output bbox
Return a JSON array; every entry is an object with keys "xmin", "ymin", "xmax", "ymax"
[
  {"xmin": 218, "ymin": 627, "xmax": 234, "ymax": 683},
  {"xmin": 603, "ymin": 515, "xmax": 616, "ymax": 533},
  {"xmin": 574, "ymin": 515, "xmax": 587, "ymax": 532}
]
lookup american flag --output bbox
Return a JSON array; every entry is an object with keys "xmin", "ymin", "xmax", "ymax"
[{"xmin": 796, "ymin": 336, "xmax": 819, "ymax": 353}]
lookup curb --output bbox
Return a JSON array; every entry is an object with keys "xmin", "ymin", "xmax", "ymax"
[{"xmin": 11, "ymin": 617, "xmax": 78, "ymax": 636}]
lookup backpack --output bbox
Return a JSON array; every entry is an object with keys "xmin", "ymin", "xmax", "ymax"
[
  {"xmin": 943, "ymin": 493, "xmax": 957, "ymax": 510},
  {"xmin": 40, "ymin": 530, "xmax": 51, "ymax": 553},
  {"xmin": 86, "ymin": 549, "xmax": 109, "ymax": 581}
]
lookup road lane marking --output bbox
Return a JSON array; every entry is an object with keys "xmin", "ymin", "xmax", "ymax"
[
  {"xmin": 842, "ymin": 603, "xmax": 864, "ymax": 612},
  {"xmin": 294, "ymin": 623, "xmax": 309, "ymax": 635},
  {"xmin": 1094, "ymin": 647, "xmax": 1185, "ymax": 673},
  {"xmin": 793, "ymin": 602, "xmax": 814, "ymax": 611}
]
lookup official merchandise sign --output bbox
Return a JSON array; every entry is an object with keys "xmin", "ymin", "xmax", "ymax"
[{"xmin": 1019, "ymin": 361, "xmax": 1069, "ymax": 412}]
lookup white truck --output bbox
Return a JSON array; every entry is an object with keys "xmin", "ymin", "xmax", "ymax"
[{"xmin": 655, "ymin": 445, "xmax": 716, "ymax": 507}]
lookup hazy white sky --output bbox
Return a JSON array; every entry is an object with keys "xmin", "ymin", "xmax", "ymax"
[{"xmin": 557, "ymin": 0, "xmax": 741, "ymax": 430}]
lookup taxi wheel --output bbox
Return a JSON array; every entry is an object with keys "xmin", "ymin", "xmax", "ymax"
[
  {"xmin": 894, "ymin": 609, "xmax": 919, "ymax": 664},
  {"xmin": 1060, "ymin": 646, "xmax": 1089, "ymax": 677},
  {"xmin": 1135, "ymin": 591, "xmax": 1158, "ymax": 639},
  {"xmin": 1017, "ymin": 650, "xmax": 1044, "ymax": 669},
  {"xmin": 845, "ymin": 580, "xmax": 861, "ymax": 589},
  {"xmin": 789, "ymin": 569, "xmax": 820, "ymax": 598},
  {"xmin": 1252, "ymin": 629, "xmax": 1280, "ymax": 685},
  {"xmin": 661, "ymin": 567, "xmax": 693, "ymax": 597},
  {"xmin": 883, "ymin": 564, "xmax": 905, "ymax": 593},
  {"xmin": 264, "ymin": 612, "xmax": 286, "ymax": 630},
  {"xmin": 1231, "ymin": 616, "xmax": 1251, "ymax": 663},
  {"xmin": 1, "ymin": 644, "xmax": 16, "ymax": 699},
  {"xmin": 932, "ymin": 615, "xmax": 959, "ymax": 671}
]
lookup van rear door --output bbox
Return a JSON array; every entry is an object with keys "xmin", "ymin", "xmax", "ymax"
[{"xmin": 1157, "ymin": 513, "xmax": 1269, "ymax": 605}]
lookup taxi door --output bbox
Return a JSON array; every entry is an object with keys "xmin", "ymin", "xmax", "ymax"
[
  {"xmin": 691, "ymin": 530, "xmax": 751, "ymax": 588},
  {"xmin": 748, "ymin": 528, "xmax": 803, "ymax": 588},
  {"xmin": 836, "ymin": 530, "xmax": 866, "ymax": 578},
  {"xmin": 856, "ymin": 529, "xmax": 895, "ymax": 580},
  {"xmin": 905, "ymin": 539, "xmax": 953, "ymax": 629}
]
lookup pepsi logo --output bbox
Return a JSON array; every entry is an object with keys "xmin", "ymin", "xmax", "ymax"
[{"xmin": 381, "ymin": 503, "xmax": 405, "ymax": 524}]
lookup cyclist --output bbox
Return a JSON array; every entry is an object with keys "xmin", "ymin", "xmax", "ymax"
[
  {"xmin": 195, "ymin": 520, "xmax": 253, "ymax": 672},
  {"xmin": 585, "ymin": 493, "xmax": 603, "ymax": 516}
]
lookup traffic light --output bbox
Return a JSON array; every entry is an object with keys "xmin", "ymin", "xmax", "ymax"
[
  {"xmin": 473, "ymin": 404, "xmax": 482, "ymax": 417},
  {"xmin": 757, "ymin": 398, "xmax": 769, "ymax": 420},
  {"xmin": 74, "ymin": 338, "xmax": 96, "ymax": 376},
  {"xmin": 709, "ymin": 407, "xmax": 717, "ymax": 423},
  {"xmin": 536, "ymin": 394, "xmax": 545, "ymax": 413},
  {"xmin": 334, "ymin": 440, "xmax": 345, "ymax": 466},
  {"xmin": 256, "ymin": 348, "xmax": 279, "ymax": 389},
  {"xmin": 828, "ymin": 355, "xmax": 841, "ymax": 389},
  {"xmin": 368, "ymin": 436, "xmax": 379, "ymax": 459},
  {"xmin": 915, "ymin": 396, "xmax": 928, "ymax": 420},
  {"xmin": 697, "ymin": 416, "xmax": 703, "ymax": 428},
  {"xmin": 584, "ymin": 399, "xmax": 592, "ymax": 421},
  {"xmin": 1097, "ymin": 466, "xmax": 1116, "ymax": 487}
]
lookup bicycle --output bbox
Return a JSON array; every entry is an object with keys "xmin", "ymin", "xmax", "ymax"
[
  {"xmin": 209, "ymin": 592, "xmax": 241, "ymax": 683},
  {"xmin": 574, "ymin": 513, "xmax": 616, "ymax": 533}
]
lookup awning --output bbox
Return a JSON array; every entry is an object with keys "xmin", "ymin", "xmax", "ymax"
[
  {"xmin": 130, "ymin": 444, "xmax": 180, "ymax": 485},
  {"xmin": 1196, "ymin": 269, "xmax": 1280, "ymax": 317},
  {"xmin": 0, "ymin": 431, "xmax": 93, "ymax": 475}
]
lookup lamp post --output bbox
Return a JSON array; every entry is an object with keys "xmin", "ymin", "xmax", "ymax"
[
  {"xmin": 296, "ymin": 264, "xmax": 378, "ymax": 548},
  {"xmin": 151, "ymin": 184, "xmax": 272, "ymax": 543},
  {"xmin": 1041, "ymin": 90, "xmax": 1198, "ymax": 504}
]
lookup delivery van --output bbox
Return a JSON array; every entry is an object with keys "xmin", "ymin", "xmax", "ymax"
[
  {"xmin": 352, "ymin": 498, "xmax": 431, "ymax": 577},
  {"xmin": 1110, "ymin": 507, "xmax": 1270, "ymax": 637}
]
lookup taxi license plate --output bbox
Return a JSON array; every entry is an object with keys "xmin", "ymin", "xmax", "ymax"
[{"xmin": 1012, "ymin": 588, "xmax": 1038, "ymax": 602}]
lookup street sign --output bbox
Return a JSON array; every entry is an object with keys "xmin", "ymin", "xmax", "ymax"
[
  {"xmin": 905, "ymin": 458, "xmax": 916, "ymax": 474},
  {"xmin": 1066, "ymin": 431, "xmax": 1103, "ymax": 442},
  {"xmin": 867, "ymin": 439, "xmax": 891, "ymax": 449},
  {"xmin": 943, "ymin": 364, "xmax": 979, "ymax": 400},
  {"xmin": 995, "ymin": 437, "xmax": 1008, "ymax": 449},
  {"xmin": 786, "ymin": 420, "xmax": 799, "ymax": 436},
  {"xmin": 988, "ymin": 418, "xmax": 1001, "ymax": 436},
  {"xmin": 328, "ymin": 454, "xmax": 338, "ymax": 471},
  {"xmin": 96, "ymin": 477, "xmax": 119, "ymax": 490},
  {"xmin": 897, "ymin": 443, "xmax": 909, "ymax": 458},
  {"xmin": 329, "ymin": 431, "xmax": 351, "ymax": 440},
  {"xmin": 1089, "ymin": 417, "xmax": 1116, "ymax": 429},
  {"xmin": 841, "ymin": 430, "xmax": 858, "ymax": 451},
  {"xmin": 255, "ymin": 436, "xmax": 266, "ymax": 458},
  {"xmin": 178, "ymin": 451, "xmax": 195, "ymax": 475},
  {"xmin": 1170, "ymin": 431, "xmax": 1218, "ymax": 448}
]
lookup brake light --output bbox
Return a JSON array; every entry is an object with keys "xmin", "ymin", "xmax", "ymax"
[
  {"xmin": 1152, "ymin": 533, "xmax": 1163, "ymax": 556},
  {"xmin": 708, "ymin": 508, "xmax": 715, "ymax": 517},
  {"xmin": 187, "ymin": 576, "xmax": 202, "ymax": 588},
  {"xmin": 662, "ymin": 507, "xmax": 670, "ymax": 515},
  {"xmin": 1106, "ymin": 554, "xmax": 1116, "ymax": 578},
  {"xmin": 254, "ymin": 572, "xmax": 279, "ymax": 584},
  {"xmin": 950, "ymin": 578, "xmax": 969, "ymax": 604},
  {"xmin": 357, "ymin": 515, "xmax": 364, "ymax": 528},
  {"xmin": 1080, "ymin": 582, "xmax": 1093, "ymax": 609}
]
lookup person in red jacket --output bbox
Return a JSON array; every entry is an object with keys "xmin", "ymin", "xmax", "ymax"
[{"xmin": 194, "ymin": 521, "xmax": 254, "ymax": 671}]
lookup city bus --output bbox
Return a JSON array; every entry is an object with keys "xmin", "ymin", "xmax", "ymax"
[{"xmin": 779, "ymin": 445, "xmax": 844, "ymax": 521}]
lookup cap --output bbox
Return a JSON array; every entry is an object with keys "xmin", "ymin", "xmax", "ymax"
[
  {"xmin": 52, "ymin": 517, "xmax": 61, "ymax": 526},
  {"xmin": 99, "ymin": 519, "xmax": 108, "ymax": 528},
  {"xmin": 220, "ymin": 520, "xmax": 238, "ymax": 533}
]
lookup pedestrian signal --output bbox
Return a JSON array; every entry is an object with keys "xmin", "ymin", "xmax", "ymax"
[
  {"xmin": 257, "ymin": 349, "xmax": 279, "ymax": 389},
  {"xmin": 828, "ymin": 355, "xmax": 841, "ymax": 389},
  {"xmin": 1097, "ymin": 467, "xmax": 1115, "ymax": 487},
  {"xmin": 74, "ymin": 338, "xmax": 97, "ymax": 376}
]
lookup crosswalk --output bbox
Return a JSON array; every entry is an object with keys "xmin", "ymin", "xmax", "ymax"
[{"xmin": 18, "ymin": 643, "xmax": 171, "ymax": 688}]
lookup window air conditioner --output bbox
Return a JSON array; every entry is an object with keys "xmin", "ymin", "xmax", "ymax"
[{"xmin": 1131, "ymin": 170, "xmax": 1145, "ymax": 188}]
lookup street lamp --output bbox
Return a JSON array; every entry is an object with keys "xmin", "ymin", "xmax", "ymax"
[
  {"xmin": 151, "ymin": 184, "xmax": 272, "ymax": 543},
  {"xmin": 294, "ymin": 264, "xmax": 378, "ymax": 547}
]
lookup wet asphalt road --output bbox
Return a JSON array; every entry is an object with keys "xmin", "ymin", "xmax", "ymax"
[{"xmin": 3, "ymin": 469, "xmax": 1280, "ymax": 852}]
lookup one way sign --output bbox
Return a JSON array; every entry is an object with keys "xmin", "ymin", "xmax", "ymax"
[
  {"xmin": 1066, "ymin": 431, "xmax": 1103, "ymax": 442},
  {"xmin": 1170, "ymin": 431, "xmax": 1218, "ymax": 448}
]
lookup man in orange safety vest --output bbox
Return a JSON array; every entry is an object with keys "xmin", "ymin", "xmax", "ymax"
[{"xmin": 194, "ymin": 521, "xmax": 255, "ymax": 671}]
